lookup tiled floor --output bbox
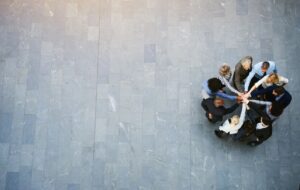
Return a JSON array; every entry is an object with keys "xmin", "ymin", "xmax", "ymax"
[{"xmin": 0, "ymin": 0, "xmax": 300, "ymax": 189}]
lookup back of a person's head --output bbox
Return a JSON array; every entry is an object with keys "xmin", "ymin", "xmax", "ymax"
[
  {"xmin": 208, "ymin": 78, "xmax": 222, "ymax": 93},
  {"xmin": 240, "ymin": 56, "xmax": 253, "ymax": 64},
  {"xmin": 219, "ymin": 64, "xmax": 231, "ymax": 77},
  {"xmin": 270, "ymin": 102, "xmax": 284, "ymax": 117},
  {"xmin": 214, "ymin": 97, "xmax": 224, "ymax": 107},
  {"xmin": 230, "ymin": 115, "xmax": 240, "ymax": 125},
  {"xmin": 274, "ymin": 86, "xmax": 285, "ymax": 96},
  {"xmin": 241, "ymin": 56, "xmax": 253, "ymax": 63},
  {"xmin": 262, "ymin": 61, "xmax": 270, "ymax": 69},
  {"xmin": 240, "ymin": 56, "xmax": 253, "ymax": 70},
  {"xmin": 261, "ymin": 116, "xmax": 272, "ymax": 126}
]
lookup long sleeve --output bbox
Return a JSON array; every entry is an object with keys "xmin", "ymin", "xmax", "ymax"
[
  {"xmin": 216, "ymin": 91, "xmax": 237, "ymax": 101},
  {"xmin": 247, "ymin": 102, "xmax": 270, "ymax": 119},
  {"xmin": 244, "ymin": 70, "xmax": 256, "ymax": 92},
  {"xmin": 220, "ymin": 76, "xmax": 240, "ymax": 94},
  {"xmin": 234, "ymin": 64, "xmax": 244, "ymax": 92},
  {"xmin": 277, "ymin": 75, "xmax": 289, "ymax": 86},
  {"xmin": 249, "ymin": 99, "xmax": 272, "ymax": 106},
  {"xmin": 251, "ymin": 84, "xmax": 277, "ymax": 98},
  {"xmin": 219, "ymin": 104, "xmax": 246, "ymax": 134},
  {"xmin": 254, "ymin": 75, "xmax": 268, "ymax": 88},
  {"xmin": 224, "ymin": 103, "xmax": 239, "ymax": 114},
  {"xmin": 235, "ymin": 103, "xmax": 247, "ymax": 131}
]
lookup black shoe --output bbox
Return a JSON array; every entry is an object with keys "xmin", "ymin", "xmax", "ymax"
[
  {"xmin": 247, "ymin": 141, "xmax": 258, "ymax": 147},
  {"xmin": 214, "ymin": 130, "xmax": 223, "ymax": 138}
]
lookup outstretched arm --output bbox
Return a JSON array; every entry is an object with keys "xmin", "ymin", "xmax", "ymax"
[
  {"xmin": 235, "ymin": 103, "xmax": 247, "ymax": 131},
  {"xmin": 249, "ymin": 99, "xmax": 272, "ymax": 106},
  {"xmin": 251, "ymin": 84, "xmax": 277, "ymax": 98},
  {"xmin": 244, "ymin": 70, "xmax": 255, "ymax": 92},
  {"xmin": 216, "ymin": 91, "xmax": 237, "ymax": 101},
  {"xmin": 246, "ymin": 75, "xmax": 268, "ymax": 97},
  {"xmin": 224, "ymin": 103, "xmax": 239, "ymax": 114},
  {"xmin": 220, "ymin": 76, "xmax": 241, "ymax": 95}
]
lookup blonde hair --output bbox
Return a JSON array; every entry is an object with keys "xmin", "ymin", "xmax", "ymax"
[
  {"xmin": 231, "ymin": 115, "xmax": 240, "ymax": 125},
  {"xmin": 219, "ymin": 64, "xmax": 231, "ymax": 77},
  {"xmin": 268, "ymin": 73, "xmax": 279, "ymax": 83}
]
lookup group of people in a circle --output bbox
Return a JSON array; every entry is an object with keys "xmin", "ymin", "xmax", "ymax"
[{"xmin": 201, "ymin": 56, "xmax": 292, "ymax": 146}]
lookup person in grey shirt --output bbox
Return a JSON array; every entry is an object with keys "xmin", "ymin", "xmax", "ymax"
[{"xmin": 232, "ymin": 56, "xmax": 253, "ymax": 92}]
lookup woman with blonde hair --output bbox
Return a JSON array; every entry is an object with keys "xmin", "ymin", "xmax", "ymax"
[
  {"xmin": 214, "ymin": 103, "xmax": 247, "ymax": 137},
  {"xmin": 244, "ymin": 73, "xmax": 288, "ymax": 98},
  {"xmin": 218, "ymin": 63, "xmax": 242, "ymax": 96}
]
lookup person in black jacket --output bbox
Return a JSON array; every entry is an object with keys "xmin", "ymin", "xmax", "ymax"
[
  {"xmin": 241, "ymin": 97, "xmax": 273, "ymax": 146},
  {"xmin": 201, "ymin": 97, "xmax": 239, "ymax": 123},
  {"xmin": 247, "ymin": 116, "xmax": 272, "ymax": 146},
  {"xmin": 251, "ymin": 86, "xmax": 292, "ymax": 110}
]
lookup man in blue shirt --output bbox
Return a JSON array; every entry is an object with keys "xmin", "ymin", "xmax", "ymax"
[
  {"xmin": 202, "ymin": 78, "xmax": 238, "ymax": 101},
  {"xmin": 244, "ymin": 61, "xmax": 277, "ymax": 92}
]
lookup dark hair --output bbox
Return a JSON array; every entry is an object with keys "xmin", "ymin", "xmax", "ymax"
[
  {"xmin": 270, "ymin": 102, "xmax": 283, "ymax": 117},
  {"xmin": 261, "ymin": 117, "xmax": 272, "ymax": 126},
  {"xmin": 274, "ymin": 86, "xmax": 285, "ymax": 96},
  {"xmin": 208, "ymin": 78, "xmax": 223, "ymax": 93},
  {"xmin": 262, "ymin": 61, "xmax": 270, "ymax": 69}
]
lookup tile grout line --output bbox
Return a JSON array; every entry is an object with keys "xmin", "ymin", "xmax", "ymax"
[{"xmin": 92, "ymin": 0, "xmax": 101, "ymax": 161}]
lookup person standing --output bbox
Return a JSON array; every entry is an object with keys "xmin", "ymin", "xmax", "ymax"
[
  {"xmin": 202, "ymin": 78, "xmax": 238, "ymax": 101},
  {"xmin": 247, "ymin": 117, "xmax": 272, "ymax": 146},
  {"xmin": 232, "ymin": 56, "xmax": 253, "ymax": 92},
  {"xmin": 218, "ymin": 64, "xmax": 243, "ymax": 96},
  {"xmin": 201, "ymin": 97, "xmax": 239, "ymax": 123},
  {"xmin": 244, "ymin": 61, "xmax": 277, "ymax": 92}
]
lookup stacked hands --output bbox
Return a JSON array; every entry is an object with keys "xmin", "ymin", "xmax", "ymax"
[
  {"xmin": 201, "ymin": 59, "xmax": 292, "ymax": 146},
  {"xmin": 236, "ymin": 92, "xmax": 251, "ymax": 104}
]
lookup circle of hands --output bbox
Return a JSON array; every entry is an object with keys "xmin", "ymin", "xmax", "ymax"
[{"xmin": 236, "ymin": 92, "xmax": 251, "ymax": 105}]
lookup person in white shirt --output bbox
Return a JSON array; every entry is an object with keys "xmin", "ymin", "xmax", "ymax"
[
  {"xmin": 244, "ymin": 73, "xmax": 288, "ymax": 97},
  {"xmin": 214, "ymin": 103, "xmax": 247, "ymax": 137}
]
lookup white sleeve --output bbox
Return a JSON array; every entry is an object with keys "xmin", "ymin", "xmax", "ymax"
[
  {"xmin": 255, "ymin": 75, "xmax": 268, "ymax": 88},
  {"xmin": 278, "ymin": 75, "xmax": 289, "ymax": 85},
  {"xmin": 221, "ymin": 76, "xmax": 240, "ymax": 95},
  {"xmin": 235, "ymin": 103, "xmax": 247, "ymax": 130},
  {"xmin": 249, "ymin": 99, "xmax": 272, "ymax": 106},
  {"xmin": 244, "ymin": 70, "xmax": 255, "ymax": 91}
]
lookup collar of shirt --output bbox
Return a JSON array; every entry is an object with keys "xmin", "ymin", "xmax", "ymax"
[
  {"xmin": 254, "ymin": 61, "xmax": 275, "ymax": 76},
  {"xmin": 256, "ymin": 122, "xmax": 268, "ymax": 129},
  {"xmin": 276, "ymin": 93, "xmax": 284, "ymax": 101}
]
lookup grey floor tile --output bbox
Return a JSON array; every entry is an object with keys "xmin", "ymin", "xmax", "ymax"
[
  {"xmin": 5, "ymin": 172, "xmax": 19, "ymax": 190},
  {"xmin": 0, "ymin": 0, "xmax": 300, "ymax": 189}
]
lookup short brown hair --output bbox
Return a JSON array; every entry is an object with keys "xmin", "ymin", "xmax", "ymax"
[{"xmin": 274, "ymin": 86, "xmax": 285, "ymax": 96}]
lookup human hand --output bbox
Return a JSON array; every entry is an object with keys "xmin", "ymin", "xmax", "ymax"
[
  {"xmin": 237, "ymin": 92, "xmax": 244, "ymax": 96},
  {"xmin": 236, "ymin": 95, "xmax": 243, "ymax": 103},
  {"xmin": 243, "ymin": 92, "xmax": 251, "ymax": 99},
  {"xmin": 242, "ymin": 96, "xmax": 249, "ymax": 104},
  {"xmin": 208, "ymin": 113, "xmax": 213, "ymax": 119}
]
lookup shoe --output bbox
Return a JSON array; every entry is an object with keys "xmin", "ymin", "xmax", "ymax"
[
  {"xmin": 247, "ymin": 141, "xmax": 257, "ymax": 147},
  {"xmin": 214, "ymin": 130, "xmax": 222, "ymax": 138}
]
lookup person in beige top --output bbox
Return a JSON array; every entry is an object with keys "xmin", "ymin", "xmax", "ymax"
[{"xmin": 244, "ymin": 73, "xmax": 288, "ymax": 98}]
